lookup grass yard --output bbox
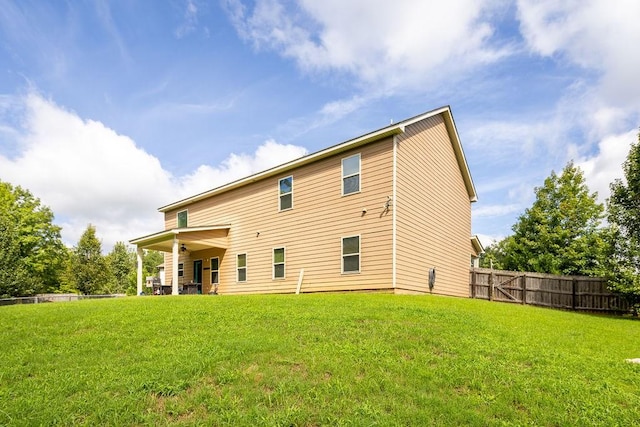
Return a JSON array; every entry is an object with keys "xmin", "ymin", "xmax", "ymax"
[{"xmin": 0, "ymin": 293, "xmax": 639, "ymax": 426}]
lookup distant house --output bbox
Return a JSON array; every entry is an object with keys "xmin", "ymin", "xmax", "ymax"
[{"xmin": 130, "ymin": 106, "xmax": 482, "ymax": 297}]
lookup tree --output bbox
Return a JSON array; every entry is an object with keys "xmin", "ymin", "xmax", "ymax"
[
  {"xmin": 135, "ymin": 249, "xmax": 164, "ymax": 295},
  {"xmin": 142, "ymin": 250, "xmax": 164, "ymax": 278},
  {"xmin": 0, "ymin": 213, "xmax": 36, "ymax": 297},
  {"xmin": 479, "ymin": 239, "xmax": 508, "ymax": 270},
  {"xmin": 606, "ymin": 135, "xmax": 640, "ymax": 311},
  {"xmin": 64, "ymin": 225, "xmax": 109, "ymax": 294},
  {"xmin": 0, "ymin": 181, "xmax": 67, "ymax": 297},
  {"xmin": 502, "ymin": 162, "xmax": 607, "ymax": 275},
  {"xmin": 104, "ymin": 242, "xmax": 135, "ymax": 294}
]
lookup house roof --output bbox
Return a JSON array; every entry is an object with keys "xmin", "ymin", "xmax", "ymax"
[
  {"xmin": 471, "ymin": 235, "xmax": 485, "ymax": 257},
  {"xmin": 159, "ymin": 106, "xmax": 477, "ymax": 213}
]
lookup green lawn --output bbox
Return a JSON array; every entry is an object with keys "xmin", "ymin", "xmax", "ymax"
[{"xmin": 0, "ymin": 294, "xmax": 639, "ymax": 426}]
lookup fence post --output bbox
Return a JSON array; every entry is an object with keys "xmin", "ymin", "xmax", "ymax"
[
  {"xmin": 521, "ymin": 275, "xmax": 527, "ymax": 305},
  {"xmin": 489, "ymin": 270, "xmax": 494, "ymax": 301},
  {"xmin": 471, "ymin": 269, "xmax": 477, "ymax": 298},
  {"xmin": 572, "ymin": 278, "xmax": 577, "ymax": 311}
]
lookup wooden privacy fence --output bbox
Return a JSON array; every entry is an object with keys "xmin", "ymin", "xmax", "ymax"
[{"xmin": 469, "ymin": 268, "xmax": 631, "ymax": 314}]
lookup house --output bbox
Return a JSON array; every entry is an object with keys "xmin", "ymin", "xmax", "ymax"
[{"xmin": 130, "ymin": 106, "xmax": 481, "ymax": 297}]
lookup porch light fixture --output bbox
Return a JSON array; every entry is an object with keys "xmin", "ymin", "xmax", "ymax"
[{"xmin": 181, "ymin": 244, "xmax": 187, "ymax": 252}]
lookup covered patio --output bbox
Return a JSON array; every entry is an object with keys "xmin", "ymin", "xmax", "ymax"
[{"xmin": 130, "ymin": 225, "xmax": 230, "ymax": 295}]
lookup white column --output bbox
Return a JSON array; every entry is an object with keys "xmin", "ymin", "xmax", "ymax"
[
  {"xmin": 136, "ymin": 247, "xmax": 144, "ymax": 296},
  {"xmin": 172, "ymin": 237, "xmax": 179, "ymax": 295}
]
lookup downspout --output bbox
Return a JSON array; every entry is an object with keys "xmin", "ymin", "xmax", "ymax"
[{"xmin": 392, "ymin": 134, "xmax": 398, "ymax": 289}]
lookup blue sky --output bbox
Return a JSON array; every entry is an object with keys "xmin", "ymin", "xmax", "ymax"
[{"xmin": 1, "ymin": 0, "xmax": 639, "ymax": 251}]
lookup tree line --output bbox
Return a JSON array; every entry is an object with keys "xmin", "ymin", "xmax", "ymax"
[
  {"xmin": 0, "ymin": 181, "xmax": 161, "ymax": 298},
  {"xmin": 480, "ymin": 133, "xmax": 640, "ymax": 311}
]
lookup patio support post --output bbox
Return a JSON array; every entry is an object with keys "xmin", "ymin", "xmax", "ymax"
[
  {"xmin": 172, "ymin": 237, "xmax": 179, "ymax": 295},
  {"xmin": 136, "ymin": 247, "xmax": 144, "ymax": 296}
]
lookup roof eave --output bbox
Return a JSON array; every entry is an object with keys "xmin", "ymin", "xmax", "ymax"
[
  {"xmin": 157, "ymin": 105, "xmax": 478, "ymax": 212},
  {"xmin": 471, "ymin": 235, "xmax": 485, "ymax": 255},
  {"xmin": 440, "ymin": 108, "xmax": 478, "ymax": 203},
  {"xmin": 129, "ymin": 224, "xmax": 231, "ymax": 246}
]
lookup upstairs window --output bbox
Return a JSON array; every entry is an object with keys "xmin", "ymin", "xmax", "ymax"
[
  {"xmin": 342, "ymin": 236, "xmax": 360, "ymax": 273},
  {"xmin": 177, "ymin": 210, "xmax": 188, "ymax": 228},
  {"xmin": 279, "ymin": 176, "xmax": 293, "ymax": 211},
  {"xmin": 237, "ymin": 253, "xmax": 247, "ymax": 282},
  {"xmin": 342, "ymin": 154, "xmax": 361, "ymax": 195},
  {"xmin": 273, "ymin": 248, "xmax": 285, "ymax": 279}
]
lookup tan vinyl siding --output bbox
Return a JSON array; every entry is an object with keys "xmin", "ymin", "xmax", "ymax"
[
  {"xmin": 164, "ymin": 138, "xmax": 395, "ymax": 294},
  {"xmin": 182, "ymin": 229, "xmax": 229, "ymax": 248},
  {"xmin": 395, "ymin": 115, "xmax": 472, "ymax": 296},
  {"xmin": 164, "ymin": 247, "xmax": 227, "ymax": 293},
  {"xmin": 138, "ymin": 107, "xmax": 477, "ymax": 297}
]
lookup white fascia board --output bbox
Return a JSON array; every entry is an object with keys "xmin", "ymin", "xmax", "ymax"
[
  {"xmin": 129, "ymin": 229, "xmax": 175, "ymax": 246},
  {"xmin": 471, "ymin": 235, "xmax": 485, "ymax": 255},
  {"xmin": 441, "ymin": 108, "xmax": 478, "ymax": 202}
]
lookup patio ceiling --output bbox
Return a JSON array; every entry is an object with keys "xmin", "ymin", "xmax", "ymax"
[{"xmin": 130, "ymin": 225, "xmax": 230, "ymax": 252}]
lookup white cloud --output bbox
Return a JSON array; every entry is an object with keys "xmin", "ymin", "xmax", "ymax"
[
  {"xmin": 517, "ymin": 0, "xmax": 640, "ymax": 107},
  {"xmin": 224, "ymin": 0, "xmax": 510, "ymax": 91},
  {"xmin": 0, "ymin": 93, "xmax": 307, "ymax": 251},
  {"xmin": 273, "ymin": 93, "xmax": 379, "ymax": 142},
  {"xmin": 576, "ymin": 130, "xmax": 636, "ymax": 203},
  {"xmin": 465, "ymin": 115, "xmax": 568, "ymax": 168},
  {"xmin": 0, "ymin": 93, "xmax": 173, "ymax": 215},
  {"xmin": 586, "ymin": 106, "xmax": 629, "ymax": 142},
  {"xmin": 318, "ymin": 95, "xmax": 368, "ymax": 122},
  {"xmin": 176, "ymin": 139, "xmax": 307, "ymax": 198},
  {"xmin": 175, "ymin": 0, "xmax": 199, "ymax": 38},
  {"xmin": 466, "ymin": 83, "xmax": 637, "ymax": 197},
  {"xmin": 472, "ymin": 203, "xmax": 522, "ymax": 218},
  {"xmin": 94, "ymin": 1, "xmax": 130, "ymax": 64},
  {"xmin": 475, "ymin": 233, "xmax": 505, "ymax": 249}
]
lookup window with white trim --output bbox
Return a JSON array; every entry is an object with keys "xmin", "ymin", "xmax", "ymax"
[
  {"xmin": 177, "ymin": 210, "xmax": 188, "ymax": 228},
  {"xmin": 211, "ymin": 257, "xmax": 219, "ymax": 285},
  {"xmin": 178, "ymin": 263, "xmax": 184, "ymax": 277},
  {"xmin": 342, "ymin": 154, "xmax": 361, "ymax": 195},
  {"xmin": 342, "ymin": 236, "xmax": 360, "ymax": 273},
  {"xmin": 237, "ymin": 253, "xmax": 247, "ymax": 282},
  {"xmin": 273, "ymin": 248, "xmax": 285, "ymax": 279},
  {"xmin": 279, "ymin": 176, "xmax": 293, "ymax": 211}
]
